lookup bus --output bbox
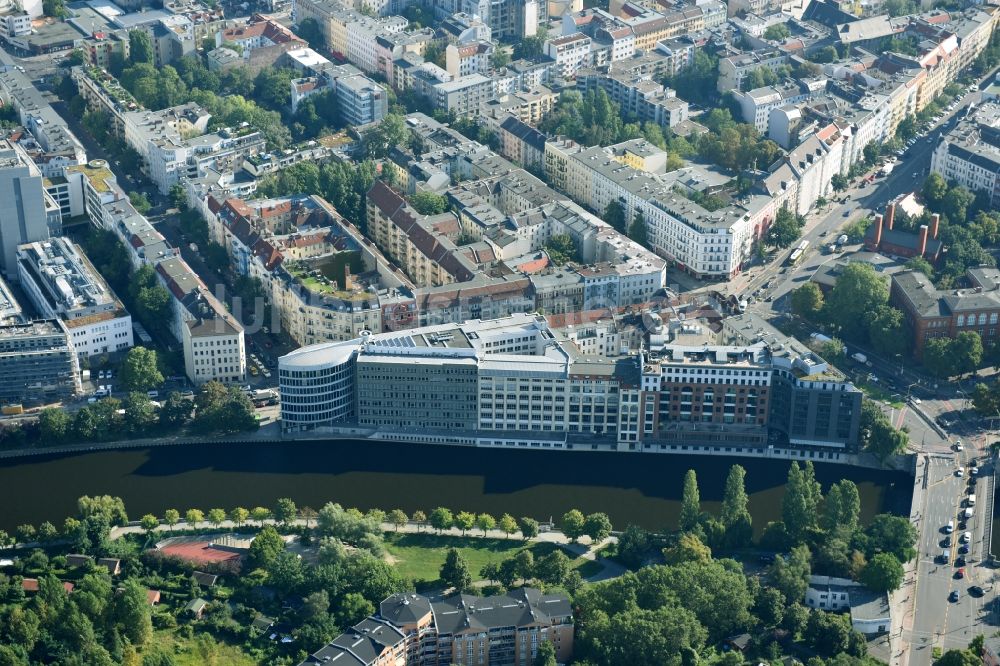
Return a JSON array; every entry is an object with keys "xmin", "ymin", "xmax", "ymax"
[{"xmin": 786, "ymin": 240, "xmax": 810, "ymax": 266}]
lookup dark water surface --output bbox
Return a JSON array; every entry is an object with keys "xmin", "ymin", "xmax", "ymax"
[{"xmin": 0, "ymin": 440, "xmax": 913, "ymax": 532}]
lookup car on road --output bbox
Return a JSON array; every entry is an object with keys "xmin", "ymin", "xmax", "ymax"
[
  {"xmin": 956, "ymin": 566, "xmax": 965, "ymax": 577},
  {"xmin": 843, "ymin": 209, "xmax": 851, "ymax": 216},
  {"xmin": 950, "ymin": 590, "xmax": 961, "ymax": 602},
  {"xmin": 970, "ymin": 585, "xmax": 984, "ymax": 597},
  {"xmin": 959, "ymin": 544, "xmax": 969, "ymax": 554},
  {"xmin": 955, "ymin": 441, "xmax": 964, "ymax": 451},
  {"xmin": 943, "ymin": 535, "xmax": 952, "ymax": 547},
  {"xmin": 946, "ymin": 520, "xmax": 955, "ymax": 533},
  {"xmin": 962, "ymin": 531, "xmax": 972, "ymax": 543},
  {"xmin": 957, "ymin": 468, "xmax": 965, "ymax": 477},
  {"xmin": 249, "ymin": 366, "xmax": 259, "ymax": 376},
  {"xmin": 911, "ymin": 397, "xmax": 922, "ymax": 405},
  {"xmin": 971, "ymin": 465, "xmax": 979, "ymax": 476}
]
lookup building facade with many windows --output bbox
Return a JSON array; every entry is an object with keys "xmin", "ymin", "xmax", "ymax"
[{"xmin": 279, "ymin": 313, "xmax": 862, "ymax": 453}]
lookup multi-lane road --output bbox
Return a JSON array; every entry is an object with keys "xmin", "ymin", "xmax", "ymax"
[
  {"xmin": 723, "ymin": 75, "xmax": 998, "ymax": 665},
  {"xmin": 905, "ymin": 449, "xmax": 994, "ymax": 662}
]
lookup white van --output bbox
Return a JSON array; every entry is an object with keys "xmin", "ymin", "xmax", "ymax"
[
  {"xmin": 964, "ymin": 507, "xmax": 974, "ymax": 519},
  {"xmin": 968, "ymin": 494, "xmax": 976, "ymax": 506},
  {"xmin": 946, "ymin": 520, "xmax": 955, "ymax": 533}
]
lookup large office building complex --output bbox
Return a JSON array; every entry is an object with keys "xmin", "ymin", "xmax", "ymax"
[
  {"xmin": 16, "ymin": 238, "xmax": 133, "ymax": 358},
  {"xmin": 280, "ymin": 312, "xmax": 862, "ymax": 455},
  {"xmin": 0, "ymin": 139, "xmax": 61, "ymax": 280},
  {"xmin": 0, "ymin": 274, "xmax": 81, "ymax": 403}
]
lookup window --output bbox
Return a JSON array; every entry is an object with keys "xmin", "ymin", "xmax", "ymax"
[{"xmin": 957, "ymin": 315, "xmax": 965, "ymax": 326}]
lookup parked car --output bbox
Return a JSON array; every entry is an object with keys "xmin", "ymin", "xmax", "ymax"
[{"xmin": 950, "ymin": 590, "xmax": 960, "ymax": 602}]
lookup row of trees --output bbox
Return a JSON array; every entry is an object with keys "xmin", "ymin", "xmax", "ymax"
[
  {"xmin": 674, "ymin": 462, "xmax": 914, "ymax": 596},
  {"xmin": 7, "ymin": 379, "xmax": 258, "ymax": 452}
]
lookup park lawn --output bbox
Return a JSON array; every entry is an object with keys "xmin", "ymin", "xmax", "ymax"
[
  {"xmin": 148, "ymin": 629, "xmax": 258, "ymax": 666},
  {"xmin": 383, "ymin": 532, "xmax": 599, "ymax": 584}
]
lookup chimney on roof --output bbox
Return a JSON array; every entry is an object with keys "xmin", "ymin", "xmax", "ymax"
[
  {"xmin": 873, "ymin": 213, "xmax": 883, "ymax": 247},
  {"xmin": 885, "ymin": 203, "xmax": 895, "ymax": 230},
  {"xmin": 918, "ymin": 224, "xmax": 929, "ymax": 257},
  {"xmin": 931, "ymin": 213, "xmax": 940, "ymax": 238}
]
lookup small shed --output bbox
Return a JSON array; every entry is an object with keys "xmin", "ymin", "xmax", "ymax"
[
  {"xmin": 725, "ymin": 633, "xmax": 752, "ymax": 653},
  {"xmin": 66, "ymin": 554, "xmax": 94, "ymax": 568},
  {"xmin": 97, "ymin": 558, "xmax": 122, "ymax": 576},
  {"xmin": 185, "ymin": 598, "xmax": 208, "ymax": 619},
  {"xmin": 251, "ymin": 615, "xmax": 275, "ymax": 633},
  {"xmin": 22, "ymin": 578, "xmax": 74, "ymax": 593},
  {"xmin": 191, "ymin": 571, "xmax": 218, "ymax": 587},
  {"xmin": 146, "ymin": 589, "xmax": 161, "ymax": 606}
]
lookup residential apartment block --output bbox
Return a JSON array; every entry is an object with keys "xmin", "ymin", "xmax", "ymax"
[
  {"xmin": 299, "ymin": 588, "xmax": 573, "ymax": 666},
  {"xmin": 156, "ymin": 257, "xmax": 247, "ymax": 385},
  {"xmin": 930, "ymin": 101, "xmax": 1000, "ymax": 208},
  {"xmin": 16, "ymin": 238, "xmax": 133, "ymax": 358},
  {"xmin": 70, "ymin": 150, "xmax": 244, "ymax": 385},
  {"xmin": 123, "ymin": 103, "xmax": 265, "ymax": 195},
  {"xmin": 216, "ymin": 13, "xmax": 306, "ymax": 72},
  {"xmin": 577, "ymin": 68, "xmax": 689, "ymax": 128},
  {"xmin": 543, "ymin": 138, "xmax": 772, "ymax": 279}
]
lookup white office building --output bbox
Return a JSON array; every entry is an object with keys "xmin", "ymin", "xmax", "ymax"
[{"xmin": 16, "ymin": 237, "xmax": 133, "ymax": 358}]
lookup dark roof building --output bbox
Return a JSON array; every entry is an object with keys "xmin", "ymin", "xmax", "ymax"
[
  {"xmin": 300, "ymin": 588, "xmax": 574, "ymax": 666},
  {"xmin": 891, "ymin": 267, "xmax": 1000, "ymax": 358},
  {"xmin": 864, "ymin": 203, "xmax": 944, "ymax": 263}
]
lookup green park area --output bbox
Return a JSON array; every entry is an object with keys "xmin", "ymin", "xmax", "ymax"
[{"xmin": 383, "ymin": 532, "xmax": 602, "ymax": 585}]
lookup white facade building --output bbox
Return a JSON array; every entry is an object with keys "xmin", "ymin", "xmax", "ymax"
[{"xmin": 16, "ymin": 238, "xmax": 133, "ymax": 358}]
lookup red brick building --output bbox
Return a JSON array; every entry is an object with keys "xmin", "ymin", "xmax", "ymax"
[
  {"xmin": 864, "ymin": 203, "xmax": 944, "ymax": 263},
  {"xmin": 890, "ymin": 267, "xmax": 1000, "ymax": 358}
]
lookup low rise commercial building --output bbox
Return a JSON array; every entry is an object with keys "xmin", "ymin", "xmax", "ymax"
[
  {"xmin": 16, "ymin": 237, "xmax": 133, "ymax": 358},
  {"xmin": 805, "ymin": 576, "xmax": 890, "ymax": 635}
]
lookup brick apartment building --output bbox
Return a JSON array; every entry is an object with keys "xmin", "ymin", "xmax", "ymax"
[{"xmin": 890, "ymin": 267, "xmax": 1000, "ymax": 358}]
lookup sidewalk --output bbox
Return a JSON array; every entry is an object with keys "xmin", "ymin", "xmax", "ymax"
[{"xmin": 894, "ymin": 453, "xmax": 928, "ymax": 666}]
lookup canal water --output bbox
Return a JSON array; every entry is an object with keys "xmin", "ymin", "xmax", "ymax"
[{"xmin": 0, "ymin": 440, "xmax": 913, "ymax": 533}]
